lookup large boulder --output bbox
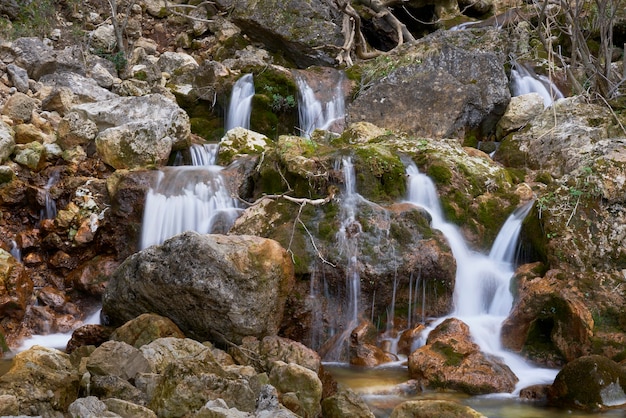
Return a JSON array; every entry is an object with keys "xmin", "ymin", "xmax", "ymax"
[
  {"xmin": 548, "ymin": 355, "xmax": 626, "ymax": 411},
  {"xmin": 39, "ymin": 72, "xmax": 119, "ymax": 115},
  {"xmin": 66, "ymin": 94, "xmax": 191, "ymax": 169},
  {"xmin": 0, "ymin": 346, "xmax": 80, "ymax": 416},
  {"xmin": 347, "ymin": 29, "xmax": 510, "ymax": 139},
  {"xmin": 217, "ymin": 0, "xmax": 344, "ymax": 67},
  {"xmin": 501, "ymin": 267, "xmax": 594, "ymax": 365},
  {"xmin": 408, "ymin": 318, "xmax": 518, "ymax": 394},
  {"xmin": 102, "ymin": 232, "xmax": 295, "ymax": 344},
  {"xmin": 389, "ymin": 400, "xmax": 486, "ymax": 418}
]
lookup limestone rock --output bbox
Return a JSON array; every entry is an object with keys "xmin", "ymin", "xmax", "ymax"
[
  {"xmin": 255, "ymin": 384, "xmax": 300, "ymax": 418},
  {"xmin": 111, "ymin": 314, "xmax": 185, "ymax": 349},
  {"xmin": 6, "ymin": 63, "xmax": 29, "ymax": 93},
  {"xmin": 68, "ymin": 396, "xmax": 118, "ymax": 417},
  {"xmin": 2, "ymin": 92, "xmax": 38, "ymax": 123},
  {"xmin": 408, "ymin": 318, "xmax": 518, "ymax": 394},
  {"xmin": 66, "ymin": 94, "xmax": 190, "ymax": 169},
  {"xmin": 501, "ymin": 268, "xmax": 594, "ymax": 364},
  {"xmin": 193, "ymin": 398, "xmax": 254, "ymax": 417},
  {"xmin": 230, "ymin": 335, "xmax": 321, "ymax": 374},
  {"xmin": 140, "ymin": 337, "xmax": 209, "ymax": 374},
  {"xmin": 86, "ymin": 340, "xmax": 153, "ymax": 380},
  {"xmin": 495, "ymin": 92, "xmax": 546, "ymax": 139},
  {"xmin": 102, "ymin": 232, "xmax": 295, "ymax": 344},
  {"xmin": 39, "ymin": 72, "xmax": 118, "ymax": 115},
  {"xmin": 104, "ymin": 397, "xmax": 158, "ymax": 418},
  {"xmin": 347, "ymin": 30, "xmax": 510, "ymax": 139},
  {"xmin": 5, "ymin": 37, "xmax": 57, "ymax": 80},
  {"xmin": 0, "ymin": 346, "xmax": 80, "ymax": 416},
  {"xmin": 0, "ymin": 120, "xmax": 15, "ymax": 163},
  {"xmin": 218, "ymin": 0, "xmax": 343, "ymax": 67},
  {"xmin": 548, "ymin": 355, "xmax": 626, "ymax": 410},
  {"xmin": 389, "ymin": 400, "xmax": 486, "ymax": 418},
  {"xmin": 218, "ymin": 127, "xmax": 270, "ymax": 165},
  {"xmin": 269, "ymin": 361, "xmax": 323, "ymax": 418},
  {"xmin": 90, "ymin": 374, "xmax": 149, "ymax": 406},
  {"xmin": 66, "ymin": 324, "xmax": 114, "ymax": 354},
  {"xmin": 149, "ymin": 349, "xmax": 258, "ymax": 415},
  {"xmin": 321, "ymin": 387, "xmax": 375, "ymax": 418}
]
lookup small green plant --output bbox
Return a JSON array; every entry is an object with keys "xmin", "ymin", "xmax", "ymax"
[
  {"xmin": 94, "ymin": 49, "xmax": 127, "ymax": 72},
  {"xmin": 5, "ymin": 0, "xmax": 56, "ymax": 39}
]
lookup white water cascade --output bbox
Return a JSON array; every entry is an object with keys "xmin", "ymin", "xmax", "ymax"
[
  {"xmin": 225, "ymin": 73, "xmax": 255, "ymax": 131},
  {"xmin": 510, "ymin": 63, "xmax": 564, "ymax": 108},
  {"xmin": 39, "ymin": 170, "xmax": 60, "ymax": 222},
  {"xmin": 406, "ymin": 162, "xmax": 557, "ymax": 392},
  {"xmin": 140, "ymin": 143, "xmax": 241, "ymax": 250},
  {"xmin": 295, "ymin": 73, "xmax": 346, "ymax": 138}
]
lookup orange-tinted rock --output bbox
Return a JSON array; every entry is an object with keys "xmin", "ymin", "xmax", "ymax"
[
  {"xmin": 408, "ymin": 318, "xmax": 518, "ymax": 395},
  {"xmin": 501, "ymin": 268, "xmax": 593, "ymax": 365}
]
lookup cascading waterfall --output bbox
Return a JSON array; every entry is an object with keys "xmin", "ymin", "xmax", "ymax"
[
  {"xmin": 140, "ymin": 143, "xmax": 241, "ymax": 249},
  {"xmin": 510, "ymin": 63, "xmax": 564, "ymax": 108},
  {"xmin": 295, "ymin": 73, "xmax": 345, "ymax": 138},
  {"xmin": 225, "ymin": 73, "xmax": 255, "ymax": 131},
  {"xmin": 405, "ymin": 162, "xmax": 557, "ymax": 392},
  {"xmin": 9, "ymin": 240, "xmax": 21, "ymax": 262},
  {"xmin": 39, "ymin": 170, "xmax": 60, "ymax": 222},
  {"xmin": 322, "ymin": 157, "xmax": 364, "ymax": 361}
]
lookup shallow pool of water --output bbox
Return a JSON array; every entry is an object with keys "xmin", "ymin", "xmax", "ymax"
[{"xmin": 324, "ymin": 363, "xmax": 626, "ymax": 418}]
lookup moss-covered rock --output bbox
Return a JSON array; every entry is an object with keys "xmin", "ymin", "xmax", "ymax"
[{"xmin": 549, "ymin": 355, "xmax": 626, "ymax": 411}]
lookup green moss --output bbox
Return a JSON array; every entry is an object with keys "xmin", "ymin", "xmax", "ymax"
[
  {"xmin": 190, "ymin": 117, "xmax": 224, "ymax": 141},
  {"xmin": 426, "ymin": 163, "xmax": 452, "ymax": 186},
  {"xmin": 353, "ymin": 146, "xmax": 406, "ymax": 202},
  {"xmin": 431, "ymin": 341, "xmax": 464, "ymax": 366}
]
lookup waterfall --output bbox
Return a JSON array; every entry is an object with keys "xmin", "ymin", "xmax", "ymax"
[
  {"xmin": 9, "ymin": 240, "xmax": 21, "ymax": 262},
  {"xmin": 39, "ymin": 170, "xmax": 60, "ymax": 222},
  {"xmin": 225, "ymin": 74, "xmax": 255, "ymax": 132},
  {"xmin": 140, "ymin": 144, "xmax": 241, "ymax": 250},
  {"xmin": 295, "ymin": 73, "xmax": 345, "ymax": 138},
  {"xmin": 510, "ymin": 63, "xmax": 564, "ymax": 108},
  {"xmin": 405, "ymin": 162, "xmax": 557, "ymax": 392}
]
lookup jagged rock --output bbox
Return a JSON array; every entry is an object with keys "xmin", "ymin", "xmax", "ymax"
[
  {"xmin": 3, "ymin": 37, "xmax": 57, "ymax": 80},
  {"xmin": 140, "ymin": 337, "xmax": 209, "ymax": 374},
  {"xmin": 217, "ymin": 0, "xmax": 343, "ymax": 67},
  {"xmin": 218, "ymin": 127, "xmax": 270, "ymax": 165},
  {"xmin": 13, "ymin": 141, "xmax": 45, "ymax": 170},
  {"xmin": 111, "ymin": 314, "xmax": 186, "ymax": 349},
  {"xmin": 0, "ymin": 165, "xmax": 14, "ymax": 183},
  {"xmin": 6, "ymin": 64, "xmax": 29, "ymax": 93},
  {"xmin": 0, "ymin": 249, "xmax": 33, "ymax": 341},
  {"xmin": 255, "ymin": 384, "xmax": 300, "ymax": 418},
  {"xmin": 0, "ymin": 393, "xmax": 19, "ymax": 416},
  {"xmin": 389, "ymin": 400, "xmax": 486, "ymax": 417},
  {"xmin": 68, "ymin": 396, "xmax": 117, "ymax": 417},
  {"xmin": 104, "ymin": 397, "xmax": 158, "ymax": 418},
  {"xmin": 14, "ymin": 123, "xmax": 49, "ymax": 144},
  {"xmin": 86, "ymin": 340, "xmax": 153, "ymax": 380},
  {"xmin": 90, "ymin": 374, "xmax": 149, "ymax": 406},
  {"xmin": 102, "ymin": 232, "xmax": 295, "ymax": 344},
  {"xmin": 495, "ymin": 96, "xmax": 615, "ymax": 176},
  {"xmin": 230, "ymin": 335, "xmax": 321, "ymax": 374},
  {"xmin": 39, "ymin": 72, "xmax": 118, "ymax": 115},
  {"xmin": 65, "ymin": 94, "xmax": 190, "ymax": 169},
  {"xmin": 192, "ymin": 398, "xmax": 253, "ymax": 417},
  {"xmin": 268, "ymin": 361, "xmax": 323, "ymax": 418},
  {"xmin": 321, "ymin": 387, "xmax": 375, "ymax": 418},
  {"xmin": 347, "ymin": 29, "xmax": 510, "ymax": 139},
  {"xmin": 0, "ymin": 345, "xmax": 80, "ymax": 416},
  {"xmin": 148, "ymin": 349, "xmax": 259, "ymax": 415},
  {"xmin": 66, "ymin": 324, "xmax": 114, "ymax": 354},
  {"xmin": 408, "ymin": 318, "xmax": 518, "ymax": 394},
  {"xmin": 57, "ymin": 109, "xmax": 98, "ymax": 150},
  {"xmin": 495, "ymin": 92, "xmax": 545, "ymax": 140},
  {"xmin": 2, "ymin": 92, "xmax": 38, "ymax": 123},
  {"xmin": 90, "ymin": 25, "xmax": 117, "ymax": 52},
  {"xmin": 548, "ymin": 355, "xmax": 626, "ymax": 410},
  {"xmin": 501, "ymin": 268, "xmax": 594, "ymax": 364},
  {"xmin": 66, "ymin": 255, "xmax": 119, "ymax": 296},
  {"xmin": 0, "ymin": 120, "xmax": 15, "ymax": 163}
]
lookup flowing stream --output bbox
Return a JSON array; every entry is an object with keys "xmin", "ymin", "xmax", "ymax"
[
  {"xmin": 405, "ymin": 162, "xmax": 557, "ymax": 392},
  {"xmin": 225, "ymin": 73, "xmax": 255, "ymax": 131},
  {"xmin": 295, "ymin": 73, "xmax": 345, "ymax": 138},
  {"xmin": 510, "ymin": 63, "xmax": 564, "ymax": 107}
]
